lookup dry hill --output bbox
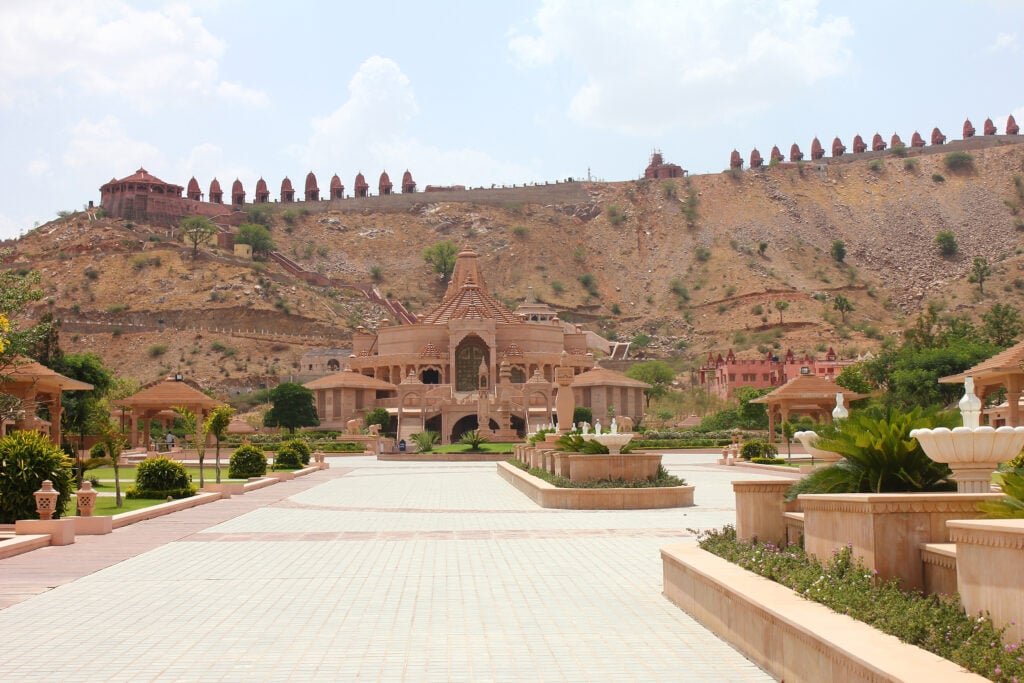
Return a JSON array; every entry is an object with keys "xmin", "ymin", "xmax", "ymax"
[{"xmin": 5, "ymin": 140, "xmax": 1024, "ymax": 395}]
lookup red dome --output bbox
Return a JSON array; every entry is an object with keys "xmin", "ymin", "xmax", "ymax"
[
  {"xmin": 379, "ymin": 171, "xmax": 391, "ymax": 184},
  {"xmin": 231, "ymin": 178, "xmax": 243, "ymax": 193},
  {"xmin": 355, "ymin": 173, "xmax": 367, "ymax": 185},
  {"xmin": 330, "ymin": 174, "xmax": 343, "ymax": 189},
  {"xmin": 209, "ymin": 178, "xmax": 222, "ymax": 194},
  {"xmin": 402, "ymin": 170, "xmax": 413, "ymax": 184},
  {"xmin": 281, "ymin": 177, "xmax": 294, "ymax": 192},
  {"xmin": 305, "ymin": 172, "xmax": 318, "ymax": 192},
  {"xmin": 187, "ymin": 177, "xmax": 200, "ymax": 194},
  {"xmin": 255, "ymin": 177, "xmax": 268, "ymax": 193}
]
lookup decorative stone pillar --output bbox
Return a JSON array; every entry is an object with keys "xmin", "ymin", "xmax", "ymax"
[
  {"xmin": 34, "ymin": 480, "xmax": 59, "ymax": 520},
  {"xmin": 554, "ymin": 365, "xmax": 575, "ymax": 434},
  {"xmin": 75, "ymin": 481, "xmax": 98, "ymax": 517},
  {"xmin": 733, "ymin": 480, "xmax": 793, "ymax": 547}
]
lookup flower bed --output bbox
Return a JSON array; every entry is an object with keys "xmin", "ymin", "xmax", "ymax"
[
  {"xmin": 508, "ymin": 458, "xmax": 684, "ymax": 488},
  {"xmin": 696, "ymin": 526, "xmax": 1024, "ymax": 681}
]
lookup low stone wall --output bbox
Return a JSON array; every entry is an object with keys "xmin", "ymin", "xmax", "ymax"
[
  {"xmin": 660, "ymin": 543, "xmax": 987, "ymax": 683},
  {"xmin": 799, "ymin": 492, "xmax": 997, "ymax": 591},
  {"xmin": 496, "ymin": 461, "xmax": 693, "ymax": 509},
  {"xmin": 567, "ymin": 452, "xmax": 661, "ymax": 482},
  {"xmin": 949, "ymin": 519, "xmax": 1024, "ymax": 644},
  {"xmin": 921, "ymin": 543, "xmax": 958, "ymax": 596}
]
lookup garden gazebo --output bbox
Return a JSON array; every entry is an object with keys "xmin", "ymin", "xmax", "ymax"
[
  {"xmin": 940, "ymin": 339, "xmax": 1024, "ymax": 426},
  {"xmin": 751, "ymin": 374, "xmax": 868, "ymax": 441},
  {"xmin": 0, "ymin": 359, "xmax": 93, "ymax": 445},
  {"xmin": 114, "ymin": 376, "xmax": 221, "ymax": 448}
]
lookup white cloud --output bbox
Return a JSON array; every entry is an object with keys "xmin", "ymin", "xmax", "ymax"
[
  {"xmin": 989, "ymin": 32, "xmax": 1019, "ymax": 53},
  {"xmin": 296, "ymin": 57, "xmax": 531, "ymax": 187},
  {"xmin": 0, "ymin": 0, "xmax": 267, "ymax": 111},
  {"xmin": 509, "ymin": 0, "xmax": 853, "ymax": 134},
  {"xmin": 63, "ymin": 116, "xmax": 163, "ymax": 173}
]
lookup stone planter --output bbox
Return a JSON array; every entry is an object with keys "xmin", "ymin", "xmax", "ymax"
[
  {"xmin": 948, "ymin": 519, "xmax": 1024, "ymax": 644},
  {"xmin": 800, "ymin": 492, "xmax": 997, "ymax": 591},
  {"xmin": 567, "ymin": 452, "xmax": 661, "ymax": 483},
  {"xmin": 733, "ymin": 480, "xmax": 794, "ymax": 547}
]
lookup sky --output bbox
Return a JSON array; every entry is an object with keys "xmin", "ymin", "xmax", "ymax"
[{"xmin": 1, "ymin": 0, "xmax": 1022, "ymax": 241}]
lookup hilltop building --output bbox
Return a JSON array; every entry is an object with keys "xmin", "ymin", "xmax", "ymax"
[
  {"xmin": 304, "ymin": 248, "xmax": 648, "ymax": 444},
  {"xmin": 698, "ymin": 347, "xmax": 862, "ymax": 400}
]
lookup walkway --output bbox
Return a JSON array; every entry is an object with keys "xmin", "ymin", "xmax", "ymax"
[{"xmin": 0, "ymin": 454, "xmax": 785, "ymax": 682}]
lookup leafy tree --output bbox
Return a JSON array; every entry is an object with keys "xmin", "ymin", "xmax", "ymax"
[
  {"xmin": 179, "ymin": 216, "xmax": 217, "ymax": 258},
  {"xmin": 775, "ymin": 300, "xmax": 789, "ymax": 324},
  {"xmin": 862, "ymin": 338, "xmax": 996, "ymax": 409},
  {"xmin": 830, "ymin": 240, "xmax": 846, "ymax": 263},
  {"xmin": 204, "ymin": 404, "xmax": 235, "ymax": 484},
  {"xmin": 235, "ymin": 222, "xmax": 274, "ymax": 255},
  {"xmin": 832, "ymin": 294, "xmax": 854, "ymax": 323},
  {"xmin": 422, "ymin": 240, "xmax": 459, "ymax": 284},
  {"xmin": 625, "ymin": 360, "xmax": 675, "ymax": 407},
  {"xmin": 758, "ymin": 241, "xmax": 769, "ymax": 257},
  {"xmin": 174, "ymin": 406, "xmax": 207, "ymax": 487},
  {"xmin": 836, "ymin": 364, "xmax": 872, "ymax": 395},
  {"xmin": 263, "ymin": 382, "xmax": 319, "ymax": 434},
  {"xmin": 56, "ymin": 353, "xmax": 113, "ymax": 473},
  {"xmin": 573, "ymin": 406, "xmax": 593, "ymax": 427},
  {"xmin": 734, "ymin": 386, "xmax": 772, "ymax": 430},
  {"xmin": 97, "ymin": 420, "xmax": 128, "ymax": 507},
  {"xmin": 364, "ymin": 407, "xmax": 390, "ymax": 431},
  {"xmin": 935, "ymin": 230, "xmax": 958, "ymax": 257},
  {"xmin": 981, "ymin": 303, "xmax": 1023, "ymax": 348},
  {"xmin": 0, "ymin": 258, "xmax": 48, "ymax": 372},
  {"xmin": 780, "ymin": 420, "xmax": 795, "ymax": 460},
  {"xmin": 968, "ymin": 256, "xmax": 992, "ymax": 295}
]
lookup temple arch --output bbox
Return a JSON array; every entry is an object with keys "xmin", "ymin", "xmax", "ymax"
[{"xmin": 454, "ymin": 335, "xmax": 488, "ymax": 392}]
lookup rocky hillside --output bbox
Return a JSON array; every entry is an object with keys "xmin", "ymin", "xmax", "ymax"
[{"xmin": 5, "ymin": 139, "xmax": 1024, "ymax": 393}]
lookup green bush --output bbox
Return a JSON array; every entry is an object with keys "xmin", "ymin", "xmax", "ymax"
[
  {"xmin": 410, "ymin": 431, "xmax": 439, "ymax": 453},
  {"xmin": 699, "ymin": 526, "xmax": 1024, "ymax": 681},
  {"xmin": 364, "ymin": 407, "xmax": 390, "ymax": 431},
  {"xmin": 90, "ymin": 442, "xmax": 107, "ymax": 459},
  {"xmin": 943, "ymin": 151, "xmax": 975, "ymax": 173},
  {"xmin": 932, "ymin": 173, "xmax": 945, "ymax": 183},
  {"xmin": 282, "ymin": 439, "xmax": 311, "ymax": 465},
  {"xmin": 273, "ymin": 443, "xmax": 303, "ymax": 470},
  {"xmin": 935, "ymin": 230, "xmax": 958, "ymax": 257},
  {"xmin": 0, "ymin": 430, "xmax": 75, "ymax": 523},
  {"xmin": 229, "ymin": 444, "xmax": 267, "ymax": 478},
  {"xmin": 739, "ymin": 439, "xmax": 778, "ymax": 461},
  {"xmin": 510, "ymin": 459, "xmax": 685, "ymax": 488},
  {"xmin": 751, "ymin": 457, "xmax": 786, "ymax": 465},
  {"xmin": 573, "ymin": 406, "xmax": 593, "ymax": 427},
  {"xmin": 694, "ymin": 247, "xmax": 712, "ymax": 262},
  {"xmin": 129, "ymin": 457, "xmax": 193, "ymax": 499}
]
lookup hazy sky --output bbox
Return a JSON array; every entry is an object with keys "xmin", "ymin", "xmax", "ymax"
[{"xmin": 1, "ymin": 0, "xmax": 1022, "ymax": 241}]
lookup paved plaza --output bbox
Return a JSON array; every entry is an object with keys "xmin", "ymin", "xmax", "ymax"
[{"xmin": 0, "ymin": 453, "xmax": 788, "ymax": 682}]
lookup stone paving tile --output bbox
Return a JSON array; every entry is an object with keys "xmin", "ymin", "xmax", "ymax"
[{"xmin": 0, "ymin": 453, "xmax": 783, "ymax": 682}]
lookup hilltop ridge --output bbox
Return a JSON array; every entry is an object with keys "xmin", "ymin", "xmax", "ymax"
[{"xmin": 5, "ymin": 139, "xmax": 1024, "ymax": 393}]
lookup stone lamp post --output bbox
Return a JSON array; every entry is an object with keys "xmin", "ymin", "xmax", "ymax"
[
  {"xmin": 33, "ymin": 480, "xmax": 60, "ymax": 520},
  {"xmin": 75, "ymin": 481, "xmax": 98, "ymax": 517}
]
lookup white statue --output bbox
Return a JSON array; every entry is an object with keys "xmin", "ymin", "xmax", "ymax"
[
  {"xmin": 832, "ymin": 392, "xmax": 848, "ymax": 421},
  {"xmin": 610, "ymin": 417, "xmax": 618, "ymax": 434},
  {"xmin": 959, "ymin": 376, "xmax": 982, "ymax": 430},
  {"xmin": 594, "ymin": 420, "xmax": 602, "ymax": 434},
  {"xmin": 580, "ymin": 421, "xmax": 590, "ymax": 435}
]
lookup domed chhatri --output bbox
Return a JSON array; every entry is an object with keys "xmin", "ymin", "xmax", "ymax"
[{"xmin": 911, "ymin": 377, "xmax": 1024, "ymax": 493}]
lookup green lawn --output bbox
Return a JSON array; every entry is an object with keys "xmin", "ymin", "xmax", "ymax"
[
  {"xmin": 62, "ymin": 496, "xmax": 168, "ymax": 517},
  {"xmin": 86, "ymin": 465, "xmax": 245, "ymax": 483},
  {"xmin": 432, "ymin": 443, "xmax": 516, "ymax": 454}
]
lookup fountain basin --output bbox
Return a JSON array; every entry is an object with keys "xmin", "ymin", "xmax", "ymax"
[
  {"xmin": 583, "ymin": 432, "xmax": 634, "ymax": 455},
  {"xmin": 793, "ymin": 431, "xmax": 842, "ymax": 463},
  {"xmin": 910, "ymin": 425, "xmax": 1024, "ymax": 493}
]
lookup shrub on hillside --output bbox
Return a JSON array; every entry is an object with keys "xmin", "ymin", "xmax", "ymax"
[
  {"xmin": 127, "ymin": 457, "xmax": 194, "ymax": 499},
  {"xmin": 943, "ymin": 151, "xmax": 974, "ymax": 173},
  {"xmin": 229, "ymin": 444, "xmax": 267, "ymax": 478},
  {"xmin": 0, "ymin": 430, "xmax": 75, "ymax": 523}
]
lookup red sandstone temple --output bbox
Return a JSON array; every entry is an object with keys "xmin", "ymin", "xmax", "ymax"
[
  {"xmin": 698, "ymin": 348, "xmax": 862, "ymax": 400},
  {"xmin": 643, "ymin": 151, "xmax": 686, "ymax": 179}
]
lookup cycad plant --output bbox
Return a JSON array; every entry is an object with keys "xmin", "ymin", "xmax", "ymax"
[
  {"xmin": 786, "ymin": 405, "xmax": 958, "ymax": 501},
  {"xmin": 978, "ymin": 469, "xmax": 1024, "ymax": 518},
  {"xmin": 410, "ymin": 430, "xmax": 440, "ymax": 453},
  {"xmin": 458, "ymin": 429, "xmax": 489, "ymax": 451}
]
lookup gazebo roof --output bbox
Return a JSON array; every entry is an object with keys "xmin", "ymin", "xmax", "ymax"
[
  {"xmin": 750, "ymin": 374, "xmax": 868, "ymax": 404},
  {"xmin": 940, "ymin": 339, "xmax": 1024, "ymax": 384},
  {"xmin": 114, "ymin": 377, "xmax": 219, "ymax": 409},
  {"xmin": 1, "ymin": 359, "xmax": 93, "ymax": 392},
  {"xmin": 571, "ymin": 366, "xmax": 650, "ymax": 389},
  {"xmin": 305, "ymin": 369, "xmax": 396, "ymax": 391}
]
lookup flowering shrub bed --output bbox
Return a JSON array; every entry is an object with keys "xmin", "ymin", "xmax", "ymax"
[{"xmin": 697, "ymin": 526, "xmax": 1024, "ymax": 682}]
